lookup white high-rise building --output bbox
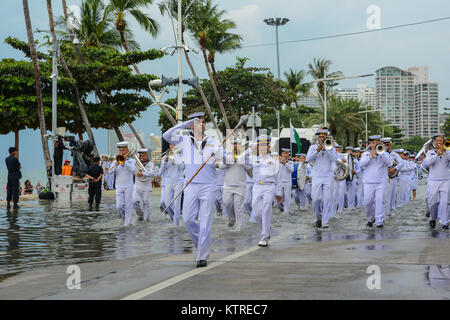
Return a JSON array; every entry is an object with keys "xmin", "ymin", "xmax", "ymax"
[
  {"xmin": 408, "ymin": 66, "xmax": 429, "ymax": 84},
  {"xmin": 336, "ymin": 83, "xmax": 376, "ymax": 108},
  {"xmin": 298, "ymin": 91, "xmax": 322, "ymax": 108},
  {"xmin": 376, "ymin": 66, "xmax": 439, "ymax": 139}
]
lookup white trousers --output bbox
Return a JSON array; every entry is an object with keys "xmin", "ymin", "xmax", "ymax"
[
  {"xmin": 385, "ymin": 178, "xmax": 397, "ymax": 216},
  {"xmin": 251, "ymin": 184, "xmax": 275, "ymax": 240},
  {"xmin": 356, "ymin": 179, "xmax": 364, "ymax": 208},
  {"xmin": 164, "ymin": 182, "xmax": 183, "ymax": 226},
  {"xmin": 277, "ymin": 182, "xmax": 292, "ymax": 213},
  {"xmin": 183, "ymin": 183, "xmax": 217, "ymax": 262},
  {"xmin": 427, "ymin": 180, "xmax": 449, "ymax": 225},
  {"xmin": 223, "ymin": 185, "xmax": 246, "ymax": 227},
  {"xmin": 336, "ymin": 179, "xmax": 346, "ymax": 214},
  {"xmin": 244, "ymin": 183, "xmax": 253, "ymax": 216},
  {"xmin": 311, "ymin": 176, "xmax": 334, "ymax": 226},
  {"xmin": 116, "ymin": 187, "xmax": 134, "ymax": 226},
  {"xmin": 346, "ymin": 179, "xmax": 356, "ymax": 209},
  {"xmin": 293, "ymin": 183, "xmax": 311, "ymax": 210},
  {"xmin": 215, "ymin": 186, "xmax": 226, "ymax": 216},
  {"xmin": 105, "ymin": 173, "xmax": 114, "ymax": 190},
  {"xmin": 364, "ymin": 182, "xmax": 385, "ymax": 226},
  {"xmin": 134, "ymin": 189, "xmax": 152, "ymax": 221}
]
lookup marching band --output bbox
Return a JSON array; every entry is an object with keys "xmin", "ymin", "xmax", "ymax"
[{"xmin": 102, "ymin": 116, "xmax": 449, "ymax": 268}]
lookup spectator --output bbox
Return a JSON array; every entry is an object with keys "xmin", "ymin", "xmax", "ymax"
[
  {"xmin": 5, "ymin": 147, "xmax": 22, "ymax": 209},
  {"xmin": 23, "ymin": 180, "xmax": 33, "ymax": 194},
  {"xmin": 35, "ymin": 181, "xmax": 44, "ymax": 195},
  {"xmin": 85, "ymin": 156, "xmax": 103, "ymax": 210},
  {"xmin": 53, "ymin": 136, "xmax": 67, "ymax": 175},
  {"xmin": 62, "ymin": 160, "xmax": 72, "ymax": 176}
]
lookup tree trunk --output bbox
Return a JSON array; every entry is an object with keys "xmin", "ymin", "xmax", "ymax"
[
  {"xmin": 23, "ymin": 0, "xmax": 52, "ymax": 175},
  {"xmin": 47, "ymin": 0, "xmax": 99, "ymax": 157},
  {"xmin": 182, "ymin": 33, "xmax": 218, "ymax": 130},
  {"xmin": 114, "ymin": 126, "xmax": 124, "ymax": 142},
  {"xmin": 127, "ymin": 123, "xmax": 146, "ymax": 149},
  {"xmin": 202, "ymin": 49, "xmax": 230, "ymax": 130},
  {"xmin": 15, "ymin": 130, "xmax": 19, "ymax": 160},
  {"xmin": 76, "ymin": 123, "xmax": 83, "ymax": 140},
  {"xmin": 210, "ymin": 59, "xmax": 239, "ymax": 123},
  {"xmin": 118, "ymin": 29, "xmax": 176, "ymax": 139}
]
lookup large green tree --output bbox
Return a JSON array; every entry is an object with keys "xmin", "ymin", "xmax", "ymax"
[
  {"xmin": 4, "ymin": 37, "xmax": 163, "ymax": 142},
  {"xmin": 158, "ymin": 57, "xmax": 285, "ymax": 133}
]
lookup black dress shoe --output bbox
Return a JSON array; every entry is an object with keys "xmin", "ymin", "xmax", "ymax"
[
  {"xmin": 13, "ymin": 204, "xmax": 19, "ymax": 209},
  {"xmin": 6, "ymin": 203, "xmax": 11, "ymax": 210},
  {"xmin": 315, "ymin": 220, "xmax": 322, "ymax": 228},
  {"xmin": 88, "ymin": 203, "xmax": 93, "ymax": 210},
  {"xmin": 429, "ymin": 220, "xmax": 436, "ymax": 229},
  {"xmin": 425, "ymin": 212, "xmax": 430, "ymax": 218},
  {"xmin": 376, "ymin": 224, "xmax": 384, "ymax": 229},
  {"xmin": 196, "ymin": 260, "xmax": 207, "ymax": 268},
  {"xmin": 366, "ymin": 221, "xmax": 374, "ymax": 227},
  {"xmin": 442, "ymin": 225, "xmax": 449, "ymax": 230}
]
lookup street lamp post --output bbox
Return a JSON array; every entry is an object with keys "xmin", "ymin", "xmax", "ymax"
[
  {"xmin": 308, "ymin": 74, "xmax": 374, "ymax": 127},
  {"xmin": 358, "ymin": 106, "xmax": 378, "ymax": 142},
  {"xmin": 263, "ymin": 18, "xmax": 289, "ymax": 79}
]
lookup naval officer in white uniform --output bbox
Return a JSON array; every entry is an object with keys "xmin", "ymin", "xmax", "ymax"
[
  {"xmin": 306, "ymin": 129, "xmax": 338, "ymax": 228},
  {"xmin": 109, "ymin": 142, "xmax": 137, "ymax": 227},
  {"xmin": 277, "ymin": 148, "xmax": 294, "ymax": 213},
  {"xmin": 422, "ymin": 133, "xmax": 450, "ymax": 230},
  {"xmin": 249, "ymin": 135, "xmax": 280, "ymax": 247},
  {"xmin": 163, "ymin": 112, "xmax": 224, "ymax": 268},
  {"xmin": 133, "ymin": 149, "xmax": 156, "ymax": 222},
  {"xmin": 359, "ymin": 135, "xmax": 392, "ymax": 228},
  {"xmin": 222, "ymin": 139, "xmax": 250, "ymax": 229},
  {"xmin": 160, "ymin": 144, "xmax": 184, "ymax": 226}
]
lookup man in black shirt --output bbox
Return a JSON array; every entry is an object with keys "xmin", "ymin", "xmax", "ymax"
[
  {"xmin": 86, "ymin": 156, "xmax": 103, "ymax": 210},
  {"xmin": 53, "ymin": 136, "xmax": 67, "ymax": 175},
  {"xmin": 5, "ymin": 147, "xmax": 22, "ymax": 209}
]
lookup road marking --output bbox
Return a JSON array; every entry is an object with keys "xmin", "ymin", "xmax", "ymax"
[{"xmin": 121, "ymin": 230, "xmax": 295, "ymax": 300}]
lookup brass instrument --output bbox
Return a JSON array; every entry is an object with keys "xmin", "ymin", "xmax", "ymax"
[
  {"xmin": 388, "ymin": 159, "xmax": 399, "ymax": 178},
  {"xmin": 131, "ymin": 149, "xmax": 151, "ymax": 183},
  {"xmin": 444, "ymin": 139, "xmax": 450, "ymax": 151},
  {"xmin": 321, "ymin": 136, "xmax": 335, "ymax": 151},
  {"xmin": 116, "ymin": 149, "xmax": 132, "ymax": 165},
  {"xmin": 374, "ymin": 142, "xmax": 387, "ymax": 155},
  {"xmin": 334, "ymin": 155, "xmax": 350, "ymax": 181},
  {"xmin": 415, "ymin": 139, "xmax": 435, "ymax": 160}
]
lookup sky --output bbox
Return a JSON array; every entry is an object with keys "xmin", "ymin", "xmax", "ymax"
[{"xmin": 1, "ymin": 0, "xmax": 450, "ymax": 181}]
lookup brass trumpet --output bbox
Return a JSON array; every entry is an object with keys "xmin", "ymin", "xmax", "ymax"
[
  {"xmin": 321, "ymin": 136, "xmax": 335, "ymax": 151},
  {"xmin": 116, "ymin": 149, "xmax": 132, "ymax": 164},
  {"xmin": 444, "ymin": 139, "xmax": 450, "ymax": 151},
  {"xmin": 374, "ymin": 142, "xmax": 386, "ymax": 155}
]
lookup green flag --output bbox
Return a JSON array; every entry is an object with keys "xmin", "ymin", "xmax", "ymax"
[{"xmin": 290, "ymin": 120, "xmax": 301, "ymax": 153}]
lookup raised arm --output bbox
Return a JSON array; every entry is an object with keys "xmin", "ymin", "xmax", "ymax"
[{"xmin": 163, "ymin": 118, "xmax": 196, "ymax": 145}]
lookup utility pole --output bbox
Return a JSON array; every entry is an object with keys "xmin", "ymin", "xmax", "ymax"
[{"xmin": 176, "ymin": 0, "xmax": 183, "ymax": 123}]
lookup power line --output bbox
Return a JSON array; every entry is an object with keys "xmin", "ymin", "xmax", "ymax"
[{"xmin": 242, "ymin": 16, "xmax": 450, "ymax": 48}]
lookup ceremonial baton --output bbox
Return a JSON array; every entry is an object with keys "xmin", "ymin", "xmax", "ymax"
[{"xmin": 163, "ymin": 115, "xmax": 249, "ymax": 214}]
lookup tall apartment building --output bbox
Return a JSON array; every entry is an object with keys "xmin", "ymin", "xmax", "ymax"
[
  {"xmin": 376, "ymin": 66, "xmax": 439, "ymax": 139},
  {"xmin": 414, "ymin": 82, "xmax": 439, "ymax": 137},
  {"xmin": 375, "ymin": 67, "xmax": 415, "ymax": 138},
  {"xmin": 336, "ymin": 83, "xmax": 376, "ymax": 108},
  {"xmin": 298, "ymin": 91, "xmax": 322, "ymax": 109}
]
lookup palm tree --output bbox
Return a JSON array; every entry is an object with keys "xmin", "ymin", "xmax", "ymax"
[
  {"xmin": 186, "ymin": 0, "xmax": 231, "ymax": 129},
  {"xmin": 58, "ymin": 0, "xmax": 125, "ymax": 141},
  {"xmin": 307, "ymin": 58, "xmax": 343, "ymax": 105},
  {"xmin": 106, "ymin": 0, "xmax": 164, "ymax": 147},
  {"xmin": 206, "ymin": 17, "xmax": 242, "ymax": 124},
  {"xmin": 22, "ymin": 0, "xmax": 52, "ymax": 176},
  {"xmin": 107, "ymin": 0, "xmax": 159, "ymax": 66},
  {"xmin": 159, "ymin": 0, "xmax": 219, "ymax": 129},
  {"xmin": 326, "ymin": 97, "xmax": 364, "ymax": 145},
  {"xmin": 279, "ymin": 69, "xmax": 312, "ymax": 108},
  {"xmin": 47, "ymin": 0, "xmax": 99, "ymax": 156}
]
